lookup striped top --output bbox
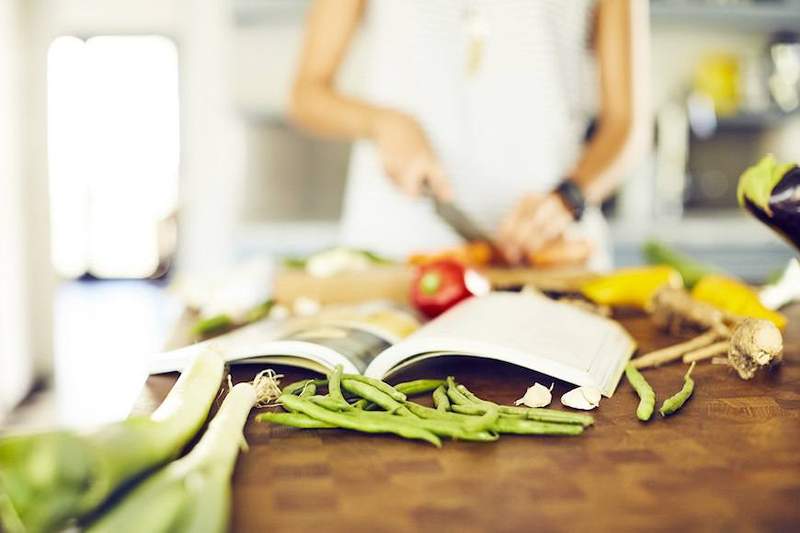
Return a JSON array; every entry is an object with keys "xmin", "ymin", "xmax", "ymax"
[{"xmin": 340, "ymin": 0, "xmax": 607, "ymax": 263}]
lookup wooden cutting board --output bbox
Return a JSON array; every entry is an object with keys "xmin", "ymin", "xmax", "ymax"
[{"xmin": 272, "ymin": 265, "xmax": 597, "ymax": 305}]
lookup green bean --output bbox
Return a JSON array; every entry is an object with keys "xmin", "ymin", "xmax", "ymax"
[
  {"xmin": 308, "ymin": 395, "xmax": 350, "ymax": 411},
  {"xmin": 351, "ymin": 399, "xmax": 368, "ymax": 410},
  {"xmin": 523, "ymin": 408, "xmax": 594, "ymax": 427},
  {"xmin": 407, "ymin": 401, "xmax": 580, "ymax": 436},
  {"xmin": 299, "ymin": 383, "xmax": 317, "ymax": 398},
  {"xmin": 456, "ymin": 384, "xmax": 485, "ymax": 404},
  {"xmin": 282, "ymin": 379, "xmax": 326, "ymax": 396},
  {"xmin": 404, "ymin": 401, "xmax": 474, "ymax": 423},
  {"xmin": 625, "ymin": 363, "xmax": 656, "ymax": 421},
  {"xmin": 659, "ymin": 362, "xmax": 696, "ymax": 417},
  {"xmin": 256, "ymin": 411, "xmax": 335, "ymax": 429},
  {"xmin": 464, "ymin": 402, "xmax": 498, "ymax": 433},
  {"xmin": 282, "ymin": 381, "xmax": 316, "ymax": 412},
  {"xmin": 451, "ymin": 384, "xmax": 594, "ymax": 427},
  {"xmin": 492, "ymin": 417, "xmax": 584, "ymax": 436},
  {"xmin": 449, "ymin": 404, "xmax": 591, "ymax": 427},
  {"xmin": 341, "ymin": 379, "xmax": 416, "ymax": 417},
  {"xmin": 445, "ymin": 376, "xmax": 473, "ymax": 406},
  {"xmin": 357, "ymin": 411, "xmax": 498, "ymax": 442},
  {"xmin": 393, "ymin": 379, "xmax": 446, "ymax": 397},
  {"xmin": 342, "ymin": 374, "xmax": 407, "ymax": 402},
  {"xmin": 432, "ymin": 385, "xmax": 450, "ymax": 412},
  {"xmin": 328, "ymin": 365, "xmax": 346, "ymax": 404},
  {"xmin": 279, "ymin": 395, "xmax": 441, "ymax": 447}
]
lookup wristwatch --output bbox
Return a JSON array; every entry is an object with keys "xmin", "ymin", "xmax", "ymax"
[{"xmin": 553, "ymin": 178, "xmax": 586, "ymax": 221}]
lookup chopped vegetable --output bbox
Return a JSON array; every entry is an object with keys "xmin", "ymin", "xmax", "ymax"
[
  {"xmin": 410, "ymin": 259, "xmax": 474, "ymax": 318},
  {"xmin": 88, "ymin": 371, "xmax": 281, "ymax": 533},
  {"xmin": 408, "ymin": 241, "xmax": 493, "ymax": 267},
  {"xmin": 514, "ymin": 383, "xmax": 553, "ymax": 408},
  {"xmin": 625, "ymin": 363, "xmax": 655, "ymax": 421},
  {"xmin": 692, "ymin": 275, "xmax": 787, "ymax": 329},
  {"xmin": 738, "ymin": 154, "xmax": 800, "ymax": 252},
  {"xmin": 581, "ymin": 266, "xmax": 682, "ymax": 310},
  {"xmin": 659, "ymin": 362, "xmax": 696, "ymax": 417},
  {"xmin": 0, "ymin": 352, "xmax": 224, "ymax": 533},
  {"xmin": 643, "ymin": 240, "xmax": 719, "ymax": 288},
  {"xmin": 727, "ymin": 318, "xmax": 783, "ymax": 380}
]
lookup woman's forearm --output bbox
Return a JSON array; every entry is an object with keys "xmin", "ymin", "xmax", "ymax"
[
  {"xmin": 288, "ymin": 0, "xmax": 379, "ymax": 141},
  {"xmin": 290, "ymin": 81, "xmax": 383, "ymax": 141},
  {"xmin": 569, "ymin": 0, "xmax": 651, "ymax": 204}
]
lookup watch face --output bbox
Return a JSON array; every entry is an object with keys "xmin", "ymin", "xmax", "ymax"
[{"xmin": 557, "ymin": 180, "xmax": 585, "ymax": 221}]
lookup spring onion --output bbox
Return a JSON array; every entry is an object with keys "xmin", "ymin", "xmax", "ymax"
[
  {"xmin": 88, "ymin": 373, "xmax": 279, "ymax": 533},
  {"xmin": 0, "ymin": 351, "xmax": 224, "ymax": 533}
]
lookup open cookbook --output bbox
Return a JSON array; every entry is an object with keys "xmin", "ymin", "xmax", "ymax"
[{"xmin": 150, "ymin": 292, "xmax": 636, "ymax": 397}]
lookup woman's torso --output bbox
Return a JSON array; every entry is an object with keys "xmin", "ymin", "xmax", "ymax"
[{"xmin": 340, "ymin": 0, "xmax": 604, "ymax": 261}]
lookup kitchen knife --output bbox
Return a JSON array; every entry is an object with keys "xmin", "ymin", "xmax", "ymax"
[{"xmin": 423, "ymin": 183, "xmax": 506, "ymax": 262}]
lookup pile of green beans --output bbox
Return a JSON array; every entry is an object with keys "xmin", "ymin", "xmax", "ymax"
[{"xmin": 255, "ymin": 365, "xmax": 593, "ymax": 446}]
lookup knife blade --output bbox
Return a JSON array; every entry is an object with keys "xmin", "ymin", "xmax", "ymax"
[
  {"xmin": 432, "ymin": 196, "xmax": 493, "ymax": 243},
  {"xmin": 423, "ymin": 184, "xmax": 505, "ymax": 262}
]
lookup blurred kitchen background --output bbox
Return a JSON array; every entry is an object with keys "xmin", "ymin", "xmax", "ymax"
[{"xmin": 2, "ymin": 0, "xmax": 800, "ymax": 425}]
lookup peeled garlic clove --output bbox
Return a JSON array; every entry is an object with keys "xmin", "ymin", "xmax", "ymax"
[
  {"xmin": 580, "ymin": 386, "xmax": 602, "ymax": 407},
  {"xmin": 514, "ymin": 382, "xmax": 553, "ymax": 408},
  {"xmin": 560, "ymin": 386, "xmax": 601, "ymax": 410}
]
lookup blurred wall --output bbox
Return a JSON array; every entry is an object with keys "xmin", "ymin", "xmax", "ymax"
[{"xmin": 0, "ymin": 0, "xmax": 51, "ymax": 417}]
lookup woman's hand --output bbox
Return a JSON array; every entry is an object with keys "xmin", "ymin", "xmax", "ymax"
[
  {"xmin": 373, "ymin": 110, "xmax": 453, "ymax": 200},
  {"xmin": 497, "ymin": 192, "xmax": 580, "ymax": 265}
]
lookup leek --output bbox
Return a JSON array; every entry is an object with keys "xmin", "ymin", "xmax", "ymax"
[
  {"xmin": 0, "ymin": 352, "xmax": 224, "ymax": 533},
  {"xmin": 88, "ymin": 379, "xmax": 268, "ymax": 533}
]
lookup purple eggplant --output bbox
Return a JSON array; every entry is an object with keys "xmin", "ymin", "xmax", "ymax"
[{"xmin": 738, "ymin": 155, "xmax": 800, "ymax": 252}]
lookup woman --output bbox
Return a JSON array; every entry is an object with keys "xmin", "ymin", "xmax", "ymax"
[{"xmin": 290, "ymin": 0, "xmax": 649, "ymax": 267}]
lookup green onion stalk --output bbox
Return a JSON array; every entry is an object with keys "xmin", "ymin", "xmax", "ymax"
[
  {"xmin": 0, "ymin": 352, "xmax": 225, "ymax": 533},
  {"xmin": 87, "ymin": 372, "xmax": 280, "ymax": 533}
]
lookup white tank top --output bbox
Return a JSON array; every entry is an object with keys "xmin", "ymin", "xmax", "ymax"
[{"xmin": 340, "ymin": 0, "xmax": 608, "ymax": 266}]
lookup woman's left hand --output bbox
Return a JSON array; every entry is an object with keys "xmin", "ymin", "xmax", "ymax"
[{"xmin": 497, "ymin": 192, "xmax": 576, "ymax": 265}]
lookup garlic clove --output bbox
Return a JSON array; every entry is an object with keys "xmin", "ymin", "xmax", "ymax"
[
  {"xmin": 560, "ymin": 386, "xmax": 601, "ymax": 410},
  {"xmin": 514, "ymin": 382, "xmax": 553, "ymax": 408},
  {"xmin": 580, "ymin": 386, "xmax": 602, "ymax": 407}
]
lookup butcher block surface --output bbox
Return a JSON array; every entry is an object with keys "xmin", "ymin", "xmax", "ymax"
[{"xmin": 140, "ymin": 306, "xmax": 800, "ymax": 532}]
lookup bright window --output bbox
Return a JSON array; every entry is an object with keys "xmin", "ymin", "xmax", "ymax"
[{"xmin": 48, "ymin": 35, "xmax": 180, "ymax": 279}]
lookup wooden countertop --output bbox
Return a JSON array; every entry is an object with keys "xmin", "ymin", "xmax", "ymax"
[{"xmin": 142, "ymin": 306, "xmax": 800, "ymax": 532}]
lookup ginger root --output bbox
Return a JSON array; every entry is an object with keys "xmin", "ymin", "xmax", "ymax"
[
  {"xmin": 650, "ymin": 287, "xmax": 726, "ymax": 335},
  {"xmin": 728, "ymin": 318, "xmax": 783, "ymax": 380}
]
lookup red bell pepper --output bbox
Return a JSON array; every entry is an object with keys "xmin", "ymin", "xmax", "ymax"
[{"xmin": 411, "ymin": 259, "xmax": 474, "ymax": 318}]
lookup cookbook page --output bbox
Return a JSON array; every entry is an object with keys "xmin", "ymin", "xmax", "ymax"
[{"xmin": 366, "ymin": 292, "xmax": 636, "ymax": 396}]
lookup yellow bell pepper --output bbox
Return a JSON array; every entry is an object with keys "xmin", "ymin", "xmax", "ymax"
[
  {"xmin": 581, "ymin": 266, "xmax": 682, "ymax": 310},
  {"xmin": 691, "ymin": 275, "xmax": 787, "ymax": 329}
]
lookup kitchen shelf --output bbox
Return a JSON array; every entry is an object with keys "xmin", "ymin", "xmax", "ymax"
[
  {"xmin": 715, "ymin": 109, "xmax": 800, "ymax": 130},
  {"xmin": 651, "ymin": 1, "xmax": 800, "ymax": 32},
  {"xmin": 234, "ymin": 0, "xmax": 311, "ymax": 26}
]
